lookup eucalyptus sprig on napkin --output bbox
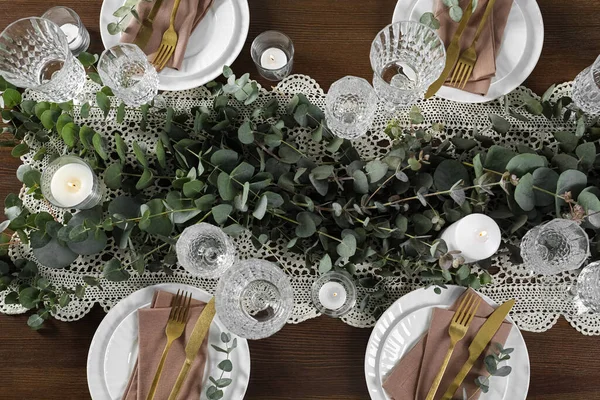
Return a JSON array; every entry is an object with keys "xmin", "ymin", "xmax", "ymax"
[{"xmin": 207, "ymin": 331, "xmax": 238, "ymax": 400}]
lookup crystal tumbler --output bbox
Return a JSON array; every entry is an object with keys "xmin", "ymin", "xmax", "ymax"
[
  {"xmin": 573, "ymin": 261, "xmax": 600, "ymax": 313},
  {"xmin": 325, "ymin": 76, "xmax": 378, "ymax": 140},
  {"xmin": 42, "ymin": 6, "xmax": 90, "ymax": 56},
  {"xmin": 0, "ymin": 17, "xmax": 86, "ymax": 103},
  {"xmin": 215, "ymin": 259, "xmax": 293, "ymax": 340},
  {"xmin": 97, "ymin": 44, "xmax": 158, "ymax": 107},
  {"xmin": 175, "ymin": 223, "xmax": 236, "ymax": 279},
  {"xmin": 521, "ymin": 219, "xmax": 589, "ymax": 276},
  {"xmin": 370, "ymin": 21, "xmax": 446, "ymax": 110},
  {"xmin": 572, "ymin": 55, "xmax": 600, "ymax": 115}
]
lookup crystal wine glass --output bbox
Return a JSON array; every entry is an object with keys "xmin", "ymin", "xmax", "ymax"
[
  {"xmin": 370, "ymin": 21, "xmax": 446, "ymax": 110},
  {"xmin": 0, "ymin": 17, "xmax": 86, "ymax": 103},
  {"xmin": 325, "ymin": 76, "xmax": 378, "ymax": 140},
  {"xmin": 521, "ymin": 219, "xmax": 589, "ymax": 276},
  {"xmin": 97, "ymin": 44, "xmax": 158, "ymax": 107},
  {"xmin": 572, "ymin": 54, "xmax": 600, "ymax": 115},
  {"xmin": 215, "ymin": 259, "xmax": 293, "ymax": 340},
  {"xmin": 175, "ymin": 223, "xmax": 236, "ymax": 279}
]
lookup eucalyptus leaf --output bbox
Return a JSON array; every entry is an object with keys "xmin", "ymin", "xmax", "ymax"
[
  {"xmin": 514, "ymin": 173, "xmax": 535, "ymax": 211},
  {"xmin": 505, "ymin": 154, "xmax": 546, "ymax": 177}
]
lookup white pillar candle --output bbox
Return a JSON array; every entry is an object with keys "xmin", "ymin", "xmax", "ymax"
[
  {"xmin": 440, "ymin": 213, "xmax": 502, "ymax": 263},
  {"xmin": 60, "ymin": 23, "xmax": 83, "ymax": 51},
  {"xmin": 318, "ymin": 281, "xmax": 347, "ymax": 310},
  {"xmin": 260, "ymin": 47, "xmax": 288, "ymax": 70},
  {"xmin": 49, "ymin": 162, "xmax": 94, "ymax": 208}
]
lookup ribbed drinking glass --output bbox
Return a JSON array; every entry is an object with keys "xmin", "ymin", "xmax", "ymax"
[
  {"xmin": 0, "ymin": 17, "xmax": 86, "ymax": 103},
  {"xmin": 573, "ymin": 261, "xmax": 600, "ymax": 313},
  {"xmin": 572, "ymin": 55, "xmax": 600, "ymax": 115}
]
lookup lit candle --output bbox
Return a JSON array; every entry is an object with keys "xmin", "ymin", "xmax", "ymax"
[
  {"xmin": 440, "ymin": 213, "xmax": 502, "ymax": 263},
  {"xmin": 260, "ymin": 48, "xmax": 288, "ymax": 70},
  {"xmin": 318, "ymin": 281, "xmax": 347, "ymax": 310},
  {"xmin": 60, "ymin": 23, "xmax": 84, "ymax": 51},
  {"xmin": 49, "ymin": 162, "xmax": 94, "ymax": 208}
]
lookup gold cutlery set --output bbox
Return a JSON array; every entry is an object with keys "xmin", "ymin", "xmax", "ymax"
[
  {"xmin": 146, "ymin": 290, "xmax": 217, "ymax": 400},
  {"xmin": 426, "ymin": 0, "xmax": 498, "ymax": 97},
  {"xmin": 426, "ymin": 294, "xmax": 515, "ymax": 400},
  {"xmin": 133, "ymin": 0, "xmax": 182, "ymax": 71}
]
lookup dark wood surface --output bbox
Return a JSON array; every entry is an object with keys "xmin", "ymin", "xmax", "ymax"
[{"xmin": 1, "ymin": 1, "xmax": 600, "ymax": 399}]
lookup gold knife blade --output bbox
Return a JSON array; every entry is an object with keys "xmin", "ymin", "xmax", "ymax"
[
  {"xmin": 440, "ymin": 299, "xmax": 516, "ymax": 400},
  {"xmin": 168, "ymin": 297, "xmax": 216, "ymax": 400},
  {"xmin": 133, "ymin": 0, "xmax": 166, "ymax": 50},
  {"xmin": 424, "ymin": 1, "xmax": 475, "ymax": 98}
]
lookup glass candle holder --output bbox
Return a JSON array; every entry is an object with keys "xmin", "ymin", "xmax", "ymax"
[
  {"xmin": 521, "ymin": 219, "xmax": 589, "ymax": 276},
  {"xmin": 325, "ymin": 76, "xmax": 378, "ymax": 140},
  {"xmin": 41, "ymin": 156, "xmax": 103, "ymax": 210},
  {"xmin": 370, "ymin": 21, "xmax": 446, "ymax": 111},
  {"xmin": 573, "ymin": 261, "xmax": 600, "ymax": 313},
  {"xmin": 572, "ymin": 54, "xmax": 600, "ymax": 115},
  {"xmin": 0, "ymin": 17, "xmax": 86, "ymax": 103},
  {"xmin": 42, "ymin": 6, "xmax": 90, "ymax": 56},
  {"xmin": 251, "ymin": 31, "xmax": 294, "ymax": 81},
  {"xmin": 98, "ymin": 44, "xmax": 159, "ymax": 107},
  {"xmin": 175, "ymin": 223, "xmax": 236, "ymax": 278},
  {"xmin": 311, "ymin": 270, "xmax": 357, "ymax": 318}
]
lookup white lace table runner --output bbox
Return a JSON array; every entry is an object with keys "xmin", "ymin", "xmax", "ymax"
[{"xmin": 2, "ymin": 75, "xmax": 596, "ymax": 335}]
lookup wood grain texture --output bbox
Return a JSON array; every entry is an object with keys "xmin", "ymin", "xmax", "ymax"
[{"xmin": 1, "ymin": 0, "xmax": 600, "ymax": 399}]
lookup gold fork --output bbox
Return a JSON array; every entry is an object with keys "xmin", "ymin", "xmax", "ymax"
[
  {"xmin": 151, "ymin": 0, "xmax": 183, "ymax": 71},
  {"xmin": 449, "ymin": 0, "xmax": 498, "ymax": 89},
  {"xmin": 424, "ymin": 291, "xmax": 481, "ymax": 400},
  {"xmin": 146, "ymin": 290, "xmax": 192, "ymax": 400}
]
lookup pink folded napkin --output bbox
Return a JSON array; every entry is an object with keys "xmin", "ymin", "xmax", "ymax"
[
  {"xmin": 435, "ymin": 0, "xmax": 514, "ymax": 95},
  {"xmin": 122, "ymin": 290, "xmax": 209, "ymax": 400},
  {"xmin": 120, "ymin": 0, "xmax": 214, "ymax": 70},
  {"xmin": 382, "ymin": 289, "xmax": 513, "ymax": 400}
]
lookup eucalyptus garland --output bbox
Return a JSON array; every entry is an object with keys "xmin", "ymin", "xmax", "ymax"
[{"xmin": 0, "ymin": 53, "xmax": 599, "ymax": 329}]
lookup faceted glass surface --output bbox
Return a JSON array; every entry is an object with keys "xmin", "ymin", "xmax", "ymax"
[{"xmin": 573, "ymin": 54, "xmax": 600, "ymax": 115}]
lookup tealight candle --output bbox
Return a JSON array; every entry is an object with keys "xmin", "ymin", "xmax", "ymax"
[
  {"xmin": 319, "ymin": 281, "xmax": 347, "ymax": 310},
  {"xmin": 260, "ymin": 48, "xmax": 288, "ymax": 70},
  {"xmin": 41, "ymin": 156, "xmax": 102, "ymax": 209},
  {"xmin": 60, "ymin": 23, "xmax": 84, "ymax": 51},
  {"xmin": 251, "ymin": 31, "xmax": 294, "ymax": 81},
  {"xmin": 440, "ymin": 213, "xmax": 502, "ymax": 263},
  {"xmin": 42, "ymin": 6, "xmax": 90, "ymax": 56}
]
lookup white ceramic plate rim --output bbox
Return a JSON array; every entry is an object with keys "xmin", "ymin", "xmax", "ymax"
[
  {"xmin": 99, "ymin": 0, "xmax": 250, "ymax": 91},
  {"xmin": 392, "ymin": 0, "xmax": 544, "ymax": 103},
  {"xmin": 364, "ymin": 286, "xmax": 530, "ymax": 400},
  {"xmin": 86, "ymin": 283, "xmax": 251, "ymax": 400}
]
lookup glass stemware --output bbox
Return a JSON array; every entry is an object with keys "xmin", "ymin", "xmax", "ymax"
[
  {"xmin": 97, "ymin": 44, "xmax": 158, "ymax": 107},
  {"xmin": 175, "ymin": 223, "xmax": 236, "ymax": 279},
  {"xmin": 572, "ymin": 54, "xmax": 600, "ymax": 115},
  {"xmin": 573, "ymin": 261, "xmax": 600, "ymax": 313},
  {"xmin": 370, "ymin": 21, "xmax": 446, "ymax": 110},
  {"xmin": 215, "ymin": 259, "xmax": 293, "ymax": 340},
  {"xmin": 0, "ymin": 17, "xmax": 86, "ymax": 103},
  {"xmin": 521, "ymin": 219, "xmax": 589, "ymax": 276},
  {"xmin": 325, "ymin": 76, "xmax": 378, "ymax": 140}
]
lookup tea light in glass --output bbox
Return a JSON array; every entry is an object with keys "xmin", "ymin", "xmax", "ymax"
[
  {"xmin": 41, "ymin": 156, "xmax": 103, "ymax": 209},
  {"xmin": 42, "ymin": 6, "xmax": 90, "ymax": 56},
  {"xmin": 311, "ymin": 271, "xmax": 357, "ymax": 318},
  {"xmin": 251, "ymin": 31, "xmax": 294, "ymax": 81}
]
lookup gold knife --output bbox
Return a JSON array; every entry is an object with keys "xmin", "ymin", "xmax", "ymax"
[
  {"xmin": 440, "ymin": 299, "xmax": 516, "ymax": 400},
  {"xmin": 424, "ymin": 1, "xmax": 475, "ymax": 98},
  {"xmin": 133, "ymin": 0, "xmax": 166, "ymax": 50},
  {"xmin": 168, "ymin": 297, "xmax": 216, "ymax": 400}
]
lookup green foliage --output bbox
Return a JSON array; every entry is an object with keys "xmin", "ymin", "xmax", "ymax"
[{"xmin": 207, "ymin": 329, "xmax": 237, "ymax": 400}]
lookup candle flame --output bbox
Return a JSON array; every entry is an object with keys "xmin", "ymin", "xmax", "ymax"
[
  {"xmin": 479, "ymin": 230, "xmax": 488, "ymax": 238},
  {"xmin": 66, "ymin": 179, "xmax": 81, "ymax": 193},
  {"xmin": 333, "ymin": 292, "xmax": 338, "ymax": 297},
  {"xmin": 269, "ymin": 54, "xmax": 275, "ymax": 62}
]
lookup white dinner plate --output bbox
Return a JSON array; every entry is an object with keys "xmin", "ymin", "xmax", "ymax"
[
  {"xmin": 364, "ymin": 286, "xmax": 530, "ymax": 400},
  {"xmin": 392, "ymin": 0, "xmax": 544, "ymax": 103},
  {"xmin": 87, "ymin": 283, "xmax": 251, "ymax": 400},
  {"xmin": 99, "ymin": 0, "xmax": 250, "ymax": 91}
]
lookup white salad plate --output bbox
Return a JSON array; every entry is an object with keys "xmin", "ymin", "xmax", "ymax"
[
  {"xmin": 392, "ymin": 0, "xmax": 544, "ymax": 103},
  {"xmin": 87, "ymin": 283, "xmax": 251, "ymax": 400},
  {"xmin": 100, "ymin": 0, "xmax": 250, "ymax": 91},
  {"xmin": 364, "ymin": 285, "xmax": 530, "ymax": 400}
]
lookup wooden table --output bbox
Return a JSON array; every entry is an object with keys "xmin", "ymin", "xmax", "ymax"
[{"xmin": 1, "ymin": 1, "xmax": 600, "ymax": 399}]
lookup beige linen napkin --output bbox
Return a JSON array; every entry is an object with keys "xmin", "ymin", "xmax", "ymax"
[
  {"xmin": 382, "ymin": 289, "xmax": 513, "ymax": 400},
  {"xmin": 120, "ymin": 0, "xmax": 214, "ymax": 70},
  {"xmin": 435, "ymin": 0, "xmax": 514, "ymax": 95},
  {"xmin": 122, "ymin": 290, "xmax": 209, "ymax": 400}
]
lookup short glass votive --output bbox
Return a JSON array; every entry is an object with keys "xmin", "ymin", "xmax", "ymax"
[
  {"xmin": 311, "ymin": 270, "xmax": 357, "ymax": 318},
  {"xmin": 251, "ymin": 31, "xmax": 294, "ymax": 81},
  {"xmin": 40, "ymin": 156, "xmax": 103, "ymax": 210},
  {"xmin": 572, "ymin": 54, "xmax": 600, "ymax": 115},
  {"xmin": 521, "ymin": 219, "xmax": 589, "ymax": 276},
  {"xmin": 0, "ymin": 17, "xmax": 86, "ymax": 103},
  {"xmin": 325, "ymin": 76, "xmax": 378, "ymax": 140},
  {"xmin": 42, "ymin": 6, "xmax": 90, "ymax": 56},
  {"xmin": 98, "ymin": 44, "xmax": 159, "ymax": 107},
  {"xmin": 370, "ymin": 21, "xmax": 446, "ymax": 110},
  {"xmin": 175, "ymin": 223, "xmax": 236, "ymax": 279}
]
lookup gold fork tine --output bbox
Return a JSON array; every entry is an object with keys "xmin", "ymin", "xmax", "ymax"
[
  {"xmin": 461, "ymin": 65, "xmax": 473, "ymax": 89},
  {"xmin": 449, "ymin": 63, "xmax": 461, "ymax": 87},
  {"xmin": 458, "ymin": 293, "xmax": 477, "ymax": 325},
  {"xmin": 457, "ymin": 64, "xmax": 471, "ymax": 89},
  {"xmin": 180, "ymin": 293, "xmax": 192, "ymax": 323},
  {"xmin": 169, "ymin": 289, "xmax": 181, "ymax": 319},
  {"xmin": 452, "ymin": 292, "xmax": 471, "ymax": 323}
]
